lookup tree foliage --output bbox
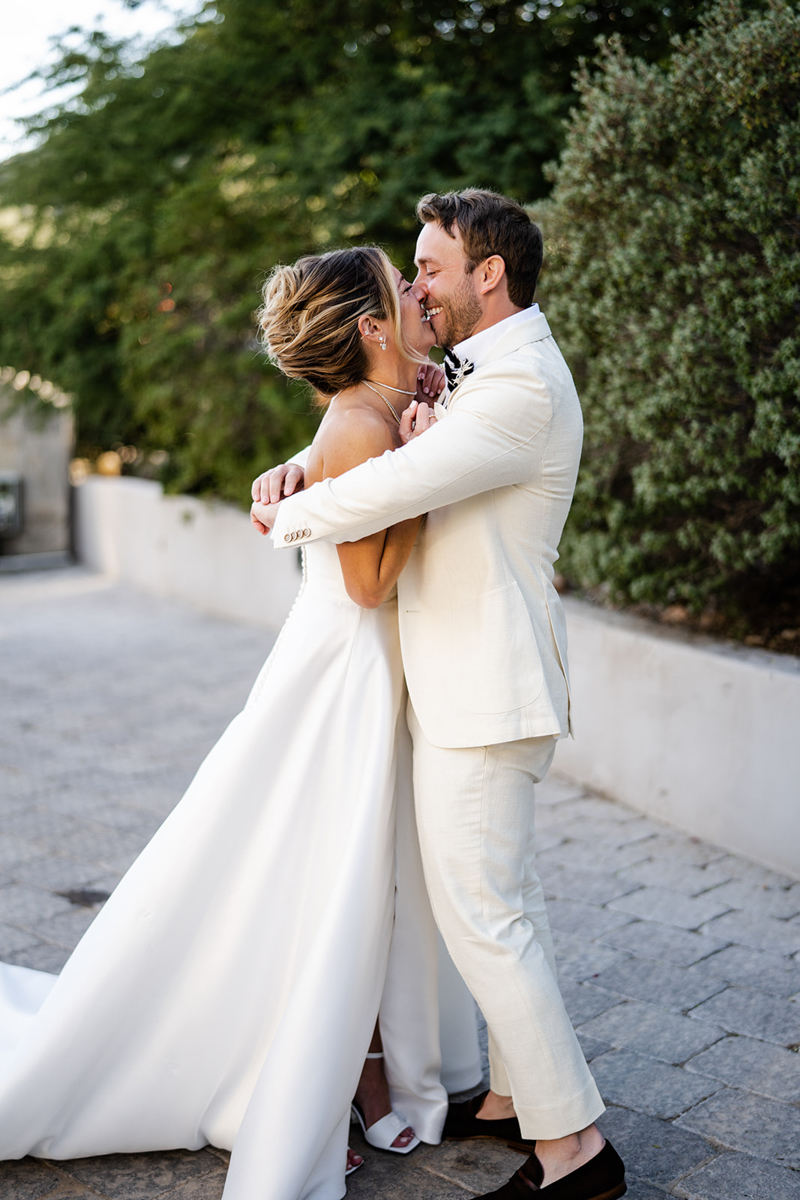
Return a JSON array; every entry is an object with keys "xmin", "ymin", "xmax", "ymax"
[
  {"xmin": 535, "ymin": 0, "xmax": 800, "ymax": 636},
  {"xmin": 0, "ymin": 0, "xmax": 706, "ymax": 503}
]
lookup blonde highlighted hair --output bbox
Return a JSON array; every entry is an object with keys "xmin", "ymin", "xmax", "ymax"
[{"xmin": 258, "ymin": 246, "xmax": 416, "ymax": 399}]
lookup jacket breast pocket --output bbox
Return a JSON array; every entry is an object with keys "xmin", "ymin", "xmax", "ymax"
[{"xmin": 442, "ymin": 582, "xmax": 544, "ymax": 715}]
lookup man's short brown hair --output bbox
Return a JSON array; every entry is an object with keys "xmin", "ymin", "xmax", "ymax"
[{"xmin": 416, "ymin": 189, "xmax": 543, "ymax": 308}]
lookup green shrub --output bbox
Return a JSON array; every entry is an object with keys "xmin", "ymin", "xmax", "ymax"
[
  {"xmin": 537, "ymin": 0, "xmax": 800, "ymax": 633},
  {"xmin": 0, "ymin": 0, "xmax": 707, "ymax": 505}
]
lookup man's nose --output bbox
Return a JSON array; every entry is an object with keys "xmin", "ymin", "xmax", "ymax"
[{"xmin": 411, "ymin": 277, "xmax": 427, "ymax": 300}]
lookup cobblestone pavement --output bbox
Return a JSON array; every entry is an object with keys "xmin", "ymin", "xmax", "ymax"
[{"xmin": 2, "ymin": 567, "xmax": 799, "ymax": 1200}]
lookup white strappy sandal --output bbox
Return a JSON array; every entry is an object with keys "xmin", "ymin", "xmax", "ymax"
[{"xmin": 350, "ymin": 1052, "xmax": 420, "ymax": 1155}]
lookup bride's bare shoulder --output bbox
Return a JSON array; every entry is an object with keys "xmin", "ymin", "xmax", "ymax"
[{"xmin": 309, "ymin": 403, "xmax": 395, "ymax": 483}]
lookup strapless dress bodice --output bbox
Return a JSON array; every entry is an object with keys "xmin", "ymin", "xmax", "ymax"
[{"xmin": 300, "ymin": 540, "xmax": 397, "ymax": 606}]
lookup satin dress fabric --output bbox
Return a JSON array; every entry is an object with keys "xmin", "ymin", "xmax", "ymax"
[{"xmin": 0, "ymin": 540, "xmax": 480, "ymax": 1200}]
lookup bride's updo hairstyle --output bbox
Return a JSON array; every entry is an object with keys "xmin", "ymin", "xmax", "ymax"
[{"xmin": 259, "ymin": 246, "xmax": 412, "ymax": 399}]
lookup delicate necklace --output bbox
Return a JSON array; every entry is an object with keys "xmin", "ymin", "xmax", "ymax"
[
  {"xmin": 362, "ymin": 381, "xmax": 401, "ymax": 425},
  {"xmin": 365, "ymin": 379, "xmax": 416, "ymax": 396}
]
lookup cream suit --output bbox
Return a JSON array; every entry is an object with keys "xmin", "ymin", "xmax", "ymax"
[{"xmin": 271, "ymin": 309, "xmax": 605, "ymax": 1138}]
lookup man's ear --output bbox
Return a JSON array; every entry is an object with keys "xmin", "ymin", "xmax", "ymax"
[{"xmin": 475, "ymin": 255, "xmax": 507, "ymax": 296}]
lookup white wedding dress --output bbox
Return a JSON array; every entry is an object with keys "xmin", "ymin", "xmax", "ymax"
[{"xmin": 0, "ymin": 540, "xmax": 481, "ymax": 1200}]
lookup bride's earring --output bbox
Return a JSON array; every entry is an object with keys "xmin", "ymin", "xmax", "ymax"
[{"xmin": 379, "ymin": 335, "xmax": 387, "ymax": 351}]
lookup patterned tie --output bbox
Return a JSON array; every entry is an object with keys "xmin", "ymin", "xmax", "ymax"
[{"xmin": 443, "ymin": 348, "xmax": 475, "ymax": 391}]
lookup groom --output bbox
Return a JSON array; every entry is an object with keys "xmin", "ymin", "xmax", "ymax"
[{"xmin": 251, "ymin": 189, "xmax": 624, "ymax": 1200}]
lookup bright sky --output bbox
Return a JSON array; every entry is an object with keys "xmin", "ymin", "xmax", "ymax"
[{"xmin": 0, "ymin": 0, "xmax": 205, "ymax": 161}]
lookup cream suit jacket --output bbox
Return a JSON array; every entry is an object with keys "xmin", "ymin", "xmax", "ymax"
[{"xmin": 271, "ymin": 311, "xmax": 583, "ymax": 749}]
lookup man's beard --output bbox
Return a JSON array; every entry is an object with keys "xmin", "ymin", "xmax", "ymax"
[{"xmin": 436, "ymin": 272, "xmax": 482, "ymax": 348}]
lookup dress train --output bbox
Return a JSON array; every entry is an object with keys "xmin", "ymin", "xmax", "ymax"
[{"xmin": 0, "ymin": 541, "xmax": 480, "ymax": 1200}]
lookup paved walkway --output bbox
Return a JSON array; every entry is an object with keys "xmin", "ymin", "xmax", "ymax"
[{"xmin": 1, "ymin": 567, "xmax": 799, "ymax": 1200}]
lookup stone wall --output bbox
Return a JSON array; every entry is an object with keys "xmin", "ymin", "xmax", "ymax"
[
  {"xmin": 73, "ymin": 475, "xmax": 800, "ymax": 876},
  {"xmin": 554, "ymin": 601, "xmax": 800, "ymax": 878},
  {"xmin": 73, "ymin": 475, "xmax": 302, "ymax": 632},
  {"xmin": 0, "ymin": 392, "xmax": 74, "ymax": 557}
]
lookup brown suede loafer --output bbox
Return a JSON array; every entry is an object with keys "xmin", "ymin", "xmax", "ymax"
[
  {"xmin": 478, "ymin": 1139, "xmax": 626, "ymax": 1199},
  {"xmin": 443, "ymin": 1090, "xmax": 536, "ymax": 1154}
]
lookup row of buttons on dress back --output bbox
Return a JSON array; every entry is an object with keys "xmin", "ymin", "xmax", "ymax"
[{"xmin": 284, "ymin": 528, "xmax": 311, "ymax": 542}]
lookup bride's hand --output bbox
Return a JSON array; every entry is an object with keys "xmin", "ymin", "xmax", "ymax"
[
  {"xmin": 416, "ymin": 362, "xmax": 446, "ymax": 402},
  {"xmin": 399, "ymin": 399, "xmax": 437, "ymax": 445}
]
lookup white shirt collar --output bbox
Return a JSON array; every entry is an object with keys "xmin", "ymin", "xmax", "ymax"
[{"xmin": 452, "ymin": 304, "xmax": 540, "ymax": 370}]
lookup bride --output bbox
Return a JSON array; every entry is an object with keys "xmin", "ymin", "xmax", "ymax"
[{"xmin": 0, "ymin": 246, "xmax": 480, "ymax": 1199}]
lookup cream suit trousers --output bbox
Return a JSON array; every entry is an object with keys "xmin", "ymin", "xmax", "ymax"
[{"xmin": 408, "ymin": 704, "xmax": 605, "ymax": 1140}]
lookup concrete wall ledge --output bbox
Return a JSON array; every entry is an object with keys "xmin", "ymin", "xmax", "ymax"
[
  {"xmin": 74, "ymin": 476, "xmax": 799, "ymax": 877},
  {"xmin": 555, "ymin": 597, "xmax": 800, "ymax": 878},
  {"xmin": 73, "ymin": 475, "xmax": 302, "ymax": 632}
]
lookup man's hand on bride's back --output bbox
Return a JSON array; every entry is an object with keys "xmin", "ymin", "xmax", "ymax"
[
  {"xmin": 252, "ymin": 463, "xmax": 305, "ymax": 504},
  {"xmin": 250, "ymin": 463, "xmax": 305, "ymax": 535}
]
